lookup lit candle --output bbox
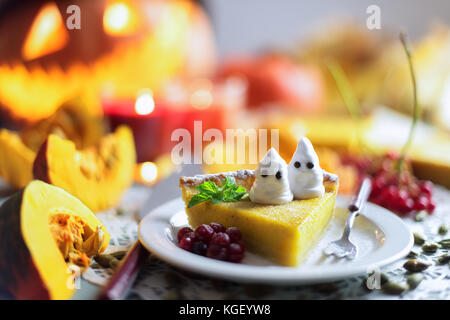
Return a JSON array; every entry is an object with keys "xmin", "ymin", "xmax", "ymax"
[{"xmin": 102, "ymin": 90, "xmax": 167, "ymax": 162}]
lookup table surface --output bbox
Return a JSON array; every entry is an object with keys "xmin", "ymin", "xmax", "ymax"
[{"xmin": 1, "ymin": 178, "xmax": 450, "ymax": 300}]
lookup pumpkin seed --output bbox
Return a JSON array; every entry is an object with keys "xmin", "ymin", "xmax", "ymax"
[
  {"xmin": 422, "ymin": 243, "xmax": 439, "ymax": 254},
  {"xmin": 407, "ymin": 250, "xmax": 418, "ymax": 259},
  {"xmin": 109, "ymin": 258, "xmax": 121, "ymax": 270},
  {"xmin": 83, "ymin": 226, "xmax": 105, "ymax": 256},
  {"xmin": 94, "ymin": 254, "xmax": 113, "ymax": 268},
  {"xmin": 414, "ymin": 211, "xmax": 427, "ymax": 222},
  {"xmin": 380, "ymin": 273, "xmax": 389, "ymax": 285},
  {"xmin": 407, "ymin": 273, "xmax": 424, "ymax": 289},
  {"xmin": 413, "ymin": 233, "xmax": 426, "ymax": 245},
  {"xmin": 403, "ymin": 259, "xmax": 430, "ymax": 272},
  {"xmin": 94, "ymin": 254, "xmax": 120, "ymax": 269},
  {"xmin": 436, "ymin": 253, "xmax": 450, "ymax": 265},
  {"xmin": 110, "ymin": 250, "xmax": 127, "ymax": 260},
  {"xmin": 382, "ymin": 282, "xmax": 409, "ymax": 295},
  {"xmin": 438, "ymin": 239, "xmax": 450, "ymax": 249},
  {"xmin": 438, "ymin": 224, "xmax": 448, "ymax": 236}
]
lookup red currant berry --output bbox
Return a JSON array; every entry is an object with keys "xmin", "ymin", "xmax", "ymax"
[
  {"xmin": 192, "ymin": 241, "xmax": 208, "ymax": 256},
  {"xmin": 228, "ymin": 241, "xmax": 245, "ymax": 262},
  {"xmin": 210, "ymin": 232, "xmax": 230, "ymax": 247},
  {"xmin": 419, "ymin": 181, "xmax": 433, "ymax": 196},
  {"xmin": 228, "ymin": 253, "xmax": 244, "ymax": 263},
  {"xmin": 398, "ymin": 189, "xmax": 409, "ymax": 201},
  {"xmin": 195, "ymin": 224, "xmax": 214, "ymax": 243},
  {"xmin": 179, "ymin": 236, "xmax": 193, "ymax": 251},
  {"xmin": 236, "ymin": 240, "xmax": 246, "ymax": 251},
  {"xmin": 229, "ymin": 242, "xmax": 245, "ymax": 255},
  {"xmin": 226, "ymin": 227, "xmax": 242, "ymax": 242},
  {"xmin": 409, "ymin": 183, "xmax": 420, "ymax": 199},
  {"xmin": 209, "ymin": 222, "xmax": 226, "ymax": 233},
  {"xmin": 207, "ymin": 244, "xmax": 229, "ymax": 261},
  {"xmin": 398, "ymin": 198, "xmax": 414, "ymax": 214},
  {"xmin": 177, "ymin": 227, "xmax": 193, "ymax": 242},
  {"xmin": 413, "ymin": 197, "xmax": 428, "ymax": 211},
  {"xmin": 373, "ymin": 175, "xmax": 387, "ymax": 191},
  {"xmin": 427, "ymin": 200, "xmax": 436, "ymax": 214},
  {"xmin": 379, "ymin": 185, "xmax": 398, "ymax": 204}
]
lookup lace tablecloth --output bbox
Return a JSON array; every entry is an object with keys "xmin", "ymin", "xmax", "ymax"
[{"xmin": 82, "ymin": 185, "xmax": 450, "ymax": 300}]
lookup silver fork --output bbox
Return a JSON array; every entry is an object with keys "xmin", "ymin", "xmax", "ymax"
[{"xmin": 324, "ymin": 177, "xmax": 372, "ymax": 259}]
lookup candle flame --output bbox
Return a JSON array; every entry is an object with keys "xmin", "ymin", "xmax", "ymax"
[
  {"xmin": 139, "ymin": 162, "xmax": 158, "ymax": 183},
  {"xmin": 135, "ymin": 91, "xmax": 155, "ymax": 115}
]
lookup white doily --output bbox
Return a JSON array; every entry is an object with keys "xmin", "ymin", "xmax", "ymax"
[{"xmin": 83, "ymin": 185, "xmax": 450, "ymax": 300}]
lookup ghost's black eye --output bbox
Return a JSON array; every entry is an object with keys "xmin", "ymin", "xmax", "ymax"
[
  {"xmin": 275, "ymin": 171, "xmax": 282, "ymax": 179},
  {"xmin": 294, "ymin": 161, "xmax": 301, "ymax": 168},
  {"xmin": 307, "ymin": 162, "xmax": 314, "ymax": 169},
  {"xmin": 261, "ymin": 174, "xmax": 268, "ymax": 178}
]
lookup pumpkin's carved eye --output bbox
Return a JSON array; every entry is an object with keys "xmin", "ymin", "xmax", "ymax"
[
  {"xmin": 22, "ymin": 2, "xmax": 69, "ymax": 61},
  {"xmin": 307, "ymin": 162, "xmax": 314, "ymax": 169},
  {"xmin": 294, "ymin": 161, "xmax": 301, "ymax": 168}
]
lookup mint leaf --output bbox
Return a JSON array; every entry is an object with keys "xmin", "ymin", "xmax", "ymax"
[
  {"xmin": 223, "ymin": 185, "xmax": 247, "ymax": 202},
  {"xmin": 195, "ymin": 181, "xmax": 219, "ymax": 195},
  {"xmin": 187, "ymin": 177, "xmax": 248, "ymax": 208},
  {"xmin": 187, "ymin": 193, "xmax": 212, "ymax": 208},
  {"xmin": 221, "ymin": 176, "xmax": 236, "ymax": 190},
  {"xmin": 232, "ymin": 186, "xmax": 247, "ymax": 200},
  {"xmin": 212, "ymin": 190, "xmax": 224, "ymax": 203}
]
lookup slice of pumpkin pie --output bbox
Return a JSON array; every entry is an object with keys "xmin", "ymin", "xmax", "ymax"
[{"xmin": 179, "ymin": 168, "xmax": 338, "ymax": 267}]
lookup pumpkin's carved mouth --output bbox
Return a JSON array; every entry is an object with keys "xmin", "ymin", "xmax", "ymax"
[{"xmin": 49, "ymin": 213, "xmax": 104, "ymax": 271}]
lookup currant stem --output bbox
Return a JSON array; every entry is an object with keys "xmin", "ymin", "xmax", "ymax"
[{"xmin": 397, "ymin": 33, "xmax": 420, "ymax": 181}]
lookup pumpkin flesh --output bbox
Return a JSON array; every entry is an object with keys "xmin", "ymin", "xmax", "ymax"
[
  {"xmin": 33, "ymin": 125, "xmax": 136, "ymax": 212},
  {"xmin": 0, "ymin": 180, "xmax": 110, "ymax": 299}
]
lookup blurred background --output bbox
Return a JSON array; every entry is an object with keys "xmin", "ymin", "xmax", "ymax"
[
  {"xmin": 208, "ymin": 0, "xmax": 450, "ymax": 56},
  {"xmin": 0, "ymin": 0, "xmax": 448, "ymax": 215}
]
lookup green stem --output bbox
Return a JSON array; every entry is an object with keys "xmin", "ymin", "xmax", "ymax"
[{"xmin": 397, "ymin": 33, "xmax": 419, "ymax": 177}]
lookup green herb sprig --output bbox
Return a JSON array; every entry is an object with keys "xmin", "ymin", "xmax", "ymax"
[{"xmin": 187, "ymin": 177, "xmax": 247, "ymax": 208}]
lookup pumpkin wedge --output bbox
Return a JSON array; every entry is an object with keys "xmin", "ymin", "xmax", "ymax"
[
  {"xmin": 33, "ymin": 125, "xmax": 136, "ymax": 212},
  {"xmin": 0, "ymin": 180, "xmax": 110, "ymax": 300},
  {"xmin": 0, "ymin": 129, "xmax": 35, "ymax": 188},
  {"xmin": 0, "ymin": 99, "xmax": 105, "ymax": 189}
]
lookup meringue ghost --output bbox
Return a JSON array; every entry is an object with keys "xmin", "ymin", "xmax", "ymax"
[
  {"xmin": 288, "ymin": 137, "xmax": 325, "ymax": 199},
  {"xmin": 249, "ymin": 148, "xmax": 293, "ymax": 205}
]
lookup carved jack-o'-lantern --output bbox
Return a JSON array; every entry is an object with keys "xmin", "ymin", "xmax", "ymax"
[{"xmin": 0, "ymin": 0, "xmax": 216, "ymax": 128}]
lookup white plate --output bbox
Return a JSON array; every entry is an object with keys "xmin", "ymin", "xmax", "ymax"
[{"xmin": 138, "ymin": 197, "xmax": 413, "ymax": 285}]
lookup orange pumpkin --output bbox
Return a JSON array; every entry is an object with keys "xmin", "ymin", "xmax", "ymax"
[{"xmin": 0, "ymin": 0, "xmax": 216, "ymax": 127}]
